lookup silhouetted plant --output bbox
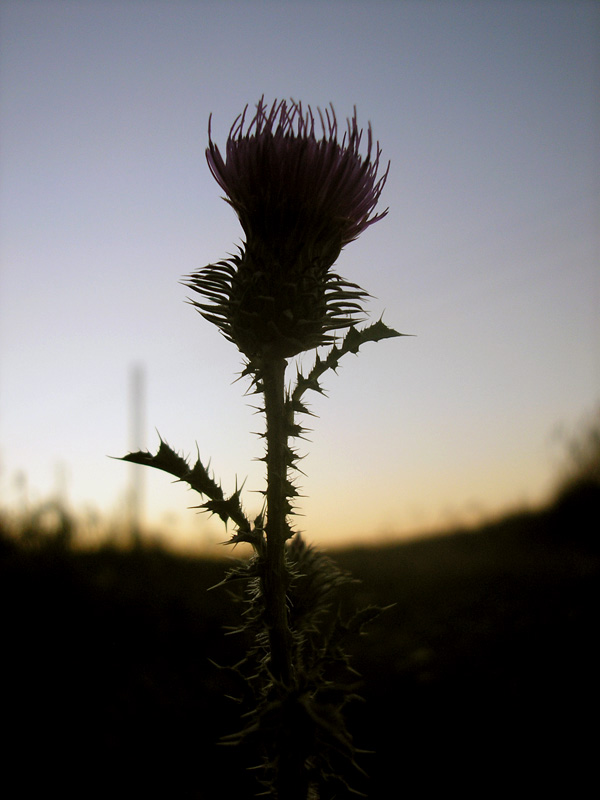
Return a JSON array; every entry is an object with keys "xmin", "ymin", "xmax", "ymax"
[
  {"xmin": 550, "ymin": 406, "xmax": 600, "ymax": 546},
  {"xmin": 554, "ymin": 406, "xmax": 600, "ymax": 495},
  {"xmin": 121, "ymin": 97, "xmax": 403, "ymax": 798}
]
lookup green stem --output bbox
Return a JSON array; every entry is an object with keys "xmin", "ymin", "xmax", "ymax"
[{"xmin": 261, "ymin": 355, "xmax": 293, "ymax": 686}]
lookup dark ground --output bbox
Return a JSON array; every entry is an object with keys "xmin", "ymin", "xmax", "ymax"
[{"xmin": 2, "ymin": 486, "xmax": 598, "ymax": 797}]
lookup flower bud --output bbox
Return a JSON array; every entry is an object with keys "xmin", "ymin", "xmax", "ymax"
[{"xmin": 186, "ymin": 98, "xmax": 389, "ymax": 359}]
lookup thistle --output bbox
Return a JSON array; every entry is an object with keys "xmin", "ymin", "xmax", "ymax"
[
  {"xmin": 185, "ymin": 97, "xmax": 389, "ymax": 360},
  {"xmin": 121, "ymin": 98, "xmax": 403, "ymax": 799}
]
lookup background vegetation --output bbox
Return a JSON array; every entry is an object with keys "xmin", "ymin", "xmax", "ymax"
[{"xmin": 2, "ymin": 416, "xmax": 598, "ymax": 797}]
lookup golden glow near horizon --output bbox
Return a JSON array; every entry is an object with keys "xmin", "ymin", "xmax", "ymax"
[{"xmin": 0, "ymin": 1, "xmax": 598, "ymax": 551}]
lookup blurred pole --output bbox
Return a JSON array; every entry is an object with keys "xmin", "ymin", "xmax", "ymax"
[{"xmin": 129, "ymin": 363, "xmax": 146, "ymax": 543}]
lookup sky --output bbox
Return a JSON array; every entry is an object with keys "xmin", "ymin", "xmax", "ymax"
[{"xmin": 0, "ymin": 0, "xmax": 598, "ymax": 552}]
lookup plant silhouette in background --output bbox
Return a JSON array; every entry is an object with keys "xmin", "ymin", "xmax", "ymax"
[{"xmin": 121, "ymin": 97, "xmax": 403, "ymax": 798}]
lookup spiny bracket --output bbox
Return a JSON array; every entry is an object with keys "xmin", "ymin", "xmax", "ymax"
[
  {"xmin": 289, "ymin": 319, "xmax": 407, "ymax": 415},
  {"xmin": 118, "ymin": 436, "xmax": 250, "ymax": 532}
]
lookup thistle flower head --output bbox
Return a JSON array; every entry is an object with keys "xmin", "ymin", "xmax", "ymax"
[{"xmin": 186, "ymin": 97, "xmax": 389, "ymax": 359}]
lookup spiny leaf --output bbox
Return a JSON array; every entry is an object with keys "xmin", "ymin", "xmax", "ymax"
[
  {"xmin": 344, "ymin": 319, "xmax": 406, "ymax": 353},
  {"xmin": 120, "ymin": 437, "xmax": 191, "ymax": 481},
  {"xmin": 197, "ymin": 494, "xmax": 248, "ymax": 529},
  {"xmin": 291, "ymin": 319, "xmax": 409, "ymax": 409},
  {"xmin": 187, "ymin": 455, "xmax": 224, "ymax": 500},
  {"xmin": 120, "ymin": 437, "xmax": 223, "ymax": 499},
  {"xmin": 118, "ymin": 437, "xmax": 251, "ymax": 531}
]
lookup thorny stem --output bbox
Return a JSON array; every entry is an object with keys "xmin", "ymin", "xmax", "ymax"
[
  {"xmin": 261, "ymin": 354, "xmax": 311, "ymax": 799},
  {"xmin": 261, "ymin": 354, "xmax": 294, "ymax": 686},
  {"xmin": 261, "ymin": 356, "xmax": 308, "ymax": 800}
]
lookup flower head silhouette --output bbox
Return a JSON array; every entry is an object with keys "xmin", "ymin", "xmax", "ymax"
[{"xmin": 186, "ymin": 97, "xmax": 389, "ymax": 359}]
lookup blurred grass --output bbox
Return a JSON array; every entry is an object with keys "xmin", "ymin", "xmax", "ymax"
[{"xmin": 2, "ymin": 489, "xmax": 598, "ymax": 798}]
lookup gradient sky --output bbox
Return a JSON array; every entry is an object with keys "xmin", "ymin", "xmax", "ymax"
[{"xmin": 1, "ymin": 0, "xmax": 598, "ymax": 552}]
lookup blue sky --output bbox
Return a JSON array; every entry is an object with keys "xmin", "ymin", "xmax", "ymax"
[{"xmin": 1, "ymin": 0, "xmax": 598, "ymax": 551}]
